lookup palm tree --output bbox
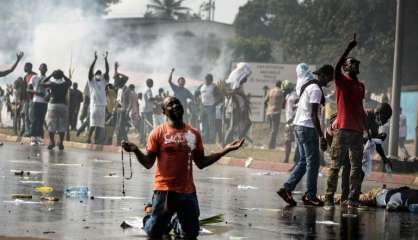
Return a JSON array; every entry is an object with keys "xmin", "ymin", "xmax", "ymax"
[{"xmin": 147, "ymin": 0, "xmax": 191, "ymax": 20}]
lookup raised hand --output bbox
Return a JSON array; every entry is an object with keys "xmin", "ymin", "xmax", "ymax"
[
  {"xmin": 115, "ymin": 61, "xmax": 119, "ymax": 70},
  {"xmin": 348, "ymin": 33, "xmax": 357, "ymax": 49},
  {"xmin": 103, "ymin": 51, "xmax": 109, "ymax": 59},
  {"xmin": 224, "ymin": 138, "xmax": 245, "ymax": 152},
  {"xmin": 122, "ymin": 141, "xmax": 139, "ymax": 153},
  {"xmin": 16, "ymin": 52, "xmax": 24, "ymax": 61},
  {"xmin": 171, "ymin": 68, "xmax": 175, "ymax": 74},
  {"xmin": 94, "ymin": 51, "xmax": 98, "ymax": 60}
]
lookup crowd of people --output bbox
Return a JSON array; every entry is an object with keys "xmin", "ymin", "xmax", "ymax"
[
  {"xmin": 0, "ymin": 51, "xmax": 247, "ymax": 149},
  {"xmin": 0, "ymin": 34, "xmax": 417, "ymax": 239}
]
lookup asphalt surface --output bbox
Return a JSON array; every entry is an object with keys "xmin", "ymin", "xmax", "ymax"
[{"xmin": 0, "ymin": 143, "xmax": 417, "ymax": 240}]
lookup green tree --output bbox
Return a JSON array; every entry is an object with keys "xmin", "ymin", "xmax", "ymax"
[
  {"xmin": 230, "ymin": 36, "xmax": 273, "ymax": 62},
  {"xmin": 147, "ymin": 0, "xmax": 191, "ymax": 20},
  {"xmin": 233, "ymin": 0, "xmax": 396, "ymax": 91}
]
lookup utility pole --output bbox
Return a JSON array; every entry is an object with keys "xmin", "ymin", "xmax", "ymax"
[{"xmin": 388, "ymin": 0, "xmax": 404, "ymax": 158}]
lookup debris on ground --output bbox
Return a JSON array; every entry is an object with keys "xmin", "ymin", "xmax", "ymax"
[
  {"xmin": 251, "ymin": 172, "xmax": 281, "ymax": 176},
  {"xmin": 11, "ymin": 194, "xmax": 32, "ymax": 199},
  {"xmin": 237, "ymin": 185, "xmax": 258, "ymax": 190},
  {"xmin": 35, "ymin": 186, "xmax": 54, "ymax": 194},
  {"xmin": 40, "ymin": 196, "xmax": 59, "ymax": 202},
  {"xmin": 65, "ymin": 186, "xmax": 90, "ymax": 198},
  {"xmin": 43, "ymin": 231, "xmax": 56, "ymax": 234},
  {"xmin": 316, "ymin": 220, "xmax": 339, "ymax": 226}
]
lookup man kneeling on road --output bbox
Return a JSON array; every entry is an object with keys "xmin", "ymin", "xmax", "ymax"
[{"xmin": 122, "ymin": 96, "xmax": 244, "ymax": 239}]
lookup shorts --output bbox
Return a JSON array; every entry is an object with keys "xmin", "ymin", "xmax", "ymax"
[
  {"xmin": 46, "ymin": 104, "xmax": 68, "ymax": 133},
  {"xmin": 90, "ymin": 106, "xmax": 106, "ymax": 128}
]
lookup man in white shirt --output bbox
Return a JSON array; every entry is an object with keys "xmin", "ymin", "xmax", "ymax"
[
  {"xmin": 87, "ymin": 51, "xmax": 109, "ymax": 144},
  {"xmin": 29, "ymin": 63, "xmax": 48, "ymax": 145},
  {"xmin": 399, "ymin": 108, "xmax": 410, "ymax": 160},
  {"xmin": 140, "ymin": 78, "xmax": 154, "ymax": 145},
  {"xmin": 277, "ymin": 64, "xmax": 333, "ymax": 207},
  {"xmin": 199, "ymin": 73, "xmax": 219, "ymax": 144}
]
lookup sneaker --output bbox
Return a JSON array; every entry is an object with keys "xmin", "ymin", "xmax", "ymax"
[
  {"xmin": 302, "ymin": 195, "xmax": 324, "ymax": 207},
  {"xmin": 58, "ymin": 144, "xmax": 64, "ymax": 150},
  {"xmin": 30, "ymin": 139, "xmax": 38, "ymax": 146},
  {"xmin": 277, "ymin": 188, "xmax": 297, "ymax": 206},
  {"xmin": 47, "ymin": 144, "xmax": 55, "ymax": 150}
]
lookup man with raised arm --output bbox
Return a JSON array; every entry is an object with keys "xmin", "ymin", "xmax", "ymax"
[
  {"xmin": 87, "ymin": 51, "xmax": 109, "ymax": 144},
  {"xmin": 324, "ymin": 34, "xmax": 366, "ymax": 209},
  {"xmin": 0, "ymin": 52, "xmax": 24, "ymax": 78},
  {"xmin": 122, "ymin": 96, "xmax": 244, "ymax": 239},
  {"xmin": 168, "ymin": 69, "xmax": 194, "ymax": 122}
]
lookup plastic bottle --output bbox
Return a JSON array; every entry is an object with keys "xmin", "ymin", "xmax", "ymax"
[
  {"xmin": 65, "ymin": 187, "xmax": 90, "ymax": 198},
  {"xmin": 408, "ymin": 204, "xmax": 418, "ymax": 213}
]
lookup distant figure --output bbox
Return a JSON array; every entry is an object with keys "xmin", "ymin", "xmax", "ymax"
[
  {"xmin": 283, "ymin": 86, "xmax": 298, "ymax": 163},
  {"xmin": 199, "ymin": 73, "xmax": 220, "ymax": 144},
  {"xmin": 68, "ymin": 82, "xmax": 83, "ymax": 131},
  {"xmin": 105, "ymin": 84, "xmax": 117, "ymax": 145},
  {"xmin": 399, "ymin": 108, "xmax": 410, "ymax": 161},
  {"xmin": 114, "ymin": 62, "xmax": 130, "ymax": 145},
  {"xmin": 128, "ymin": 84, "xmax": 140, "ymax": 140},
  {"xmin": 168, "ymin": 68, "xmax": 193, "ymax": 122},
  {"xmin": 41, "ymin": 70, "xmax": 72, "ymax": 150},
  {"xmin": 264, "ymin": 81, "xmax": 285, "ymax": 149},
  {"xmin": 363, "ymin": 90, "xmax": 379, "ymax": 109},
  {"xmin": 22, "ymin": 62, "xmax": 37, "ymax": 137},
  {"xmin": 153, "ymin": 88, "xmax": 166, "ymax": 127},
  {"xmin": 29, "ymin": 63, "xmax": 49, "ymax": 145},
  {"xmin": 141, "ymin": 78, "xmax": 154, "ymax": 144},
  {"xmin": 87, "ymin": 51, "xmax": 109, "ymax": 144}
]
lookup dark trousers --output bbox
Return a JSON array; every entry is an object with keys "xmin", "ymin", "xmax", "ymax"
[
  {"xmin": 30, "ymin": 102, "xmax": 47, "ymax": 138},
  {"xmin": 69, "ymin": 109, "xmax": 79, "ymax": 130},
  {"xmin": 116, "ymin": 110, "xmax": 128, "ymax": 145},
  {"xmin": 267, "ymin": 113, "xmax": 281, "ymax": 149},
  {"xmin": 143, "ymin": 191, "xmax": 200, "ymax": 239}
]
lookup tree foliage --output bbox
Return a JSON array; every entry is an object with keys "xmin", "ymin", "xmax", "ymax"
[
  {"xmin": 233, "ymin": 0, "xmax": 396, "ymax": 91},
  {"xmin": 146, "ymin": 0, "xmax": 192, "ymax": 20}
]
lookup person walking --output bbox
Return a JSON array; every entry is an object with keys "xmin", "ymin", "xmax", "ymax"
[{"xmin": 277, "ymin": 64, "xmax": 334, "ymax": 207}]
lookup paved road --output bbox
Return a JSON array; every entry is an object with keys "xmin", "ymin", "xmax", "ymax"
[{"xmin": 0, "ymin": 143, "xmax": 417, "ymax": 240}]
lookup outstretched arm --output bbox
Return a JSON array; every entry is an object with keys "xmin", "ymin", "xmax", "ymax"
[
  {"xmin": 168, "ymin": 68, "xmax": 178, "ymax": 90},
  {"xmin": 335, "ymin": 33, "xmax": 357, "ymax": 82},
  {"xmin": 194, "ymin": 139, "xmax": 244, "ymax": 169},
  {"xmin": 88, "ymin": 52, "xmax": 98, "ymax": 81},
  {"xmin": 122, "ymin": 141, "xmax": 157, "ymax": 169},
  {"xmin": 0, "ymin": 52, "xmax": 24, "ymax": 78},
  {"xmin": 104, "ymin": 51, "xmax": 109, "ymax": 82},
  {"xmin": 311, "ymin": 103, "xmax": 327, "ymax": 151}
]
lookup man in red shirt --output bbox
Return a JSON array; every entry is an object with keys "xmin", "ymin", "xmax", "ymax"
[
  {"xmin": 325, "ymin": 34, "xmax": 366, "ymax": 208},
  {"xmin": 122, "ymin": 96, "xmax": 244, "ymax": 239}
]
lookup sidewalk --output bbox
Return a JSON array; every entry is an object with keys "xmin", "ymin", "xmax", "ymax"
[{"xmin": 1, "ymin": 133, "xmax": 417, "ymax": 186}]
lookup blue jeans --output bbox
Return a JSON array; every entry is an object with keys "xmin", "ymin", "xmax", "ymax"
[
  {"xmin": 201, "ymin": 105, "xmax": 216, "ymax": 143},
  {"xmin": 143, "ymin": 191, "xmax": 200, "ymax": 239},
  {"xmin": 284, "ymin": 126, "xmax": 320, "ymax": 198}
]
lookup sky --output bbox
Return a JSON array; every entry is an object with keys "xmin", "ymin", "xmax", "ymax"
[{"xmin": 108, "ymin": 0, "xmax": 248, "ymax": 24}]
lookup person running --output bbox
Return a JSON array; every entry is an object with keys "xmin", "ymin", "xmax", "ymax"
[
  {"xmin": 41, "ymin": 70, "xmax": 72, "ymax": 150},
  {"xmin": 121, "ymin": 96, "xmax": 244, "ymax": 239},
  {"xmin": 277, "ymin": 64, "xmax": 334, "ymax": 207},
  {"xmin": 28, "ymin": 63, "xmax": 49, "ymax": 145},
  {"xmin": 87, "ymin": 51, "xmax": 109, "ymax": 144},
  {"xmin": 326, "ymin": 34, "xmax": 366, "ymax": 209}
]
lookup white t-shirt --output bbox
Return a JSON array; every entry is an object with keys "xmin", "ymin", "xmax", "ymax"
[
  {"xmin": 143, "ymin": 88, "xmax": 153, "ymax": 113},
  {"xmin": 285, "ymin": 91, "xmax": 298, "ymax": 122},
  {"xmin": 31, "ymin": 75, "xmax": 47, "ymax": 103},
  {"xmin": 293, "ymin": 84, "xmax": 323, "ymax": 128},
  {"xmin": 200, "ymin": 84, "xmax": 216, "ymax": 106},
  {"xmin": 88, "ymin": 79, "xmax": 107, "ymax": 107}
]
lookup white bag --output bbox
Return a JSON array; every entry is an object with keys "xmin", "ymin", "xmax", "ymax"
[
  {"xmin": 226, "ymin": 63, "xmax": 252, "ymax": 90},
  {"xmin": 362, "ymin": 138, "xmax": 382, "ymax": 176}
]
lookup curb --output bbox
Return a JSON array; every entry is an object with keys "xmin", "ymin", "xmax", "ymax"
[{"xmin": 1, "ymin": 133, "xmax": 417, "ymax": 186}]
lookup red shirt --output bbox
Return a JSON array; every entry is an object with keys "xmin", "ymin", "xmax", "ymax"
[
  {"xmin": 147, "ymin": 123, "xmax": 204, "ymax": 193},
  {"xmin": 335, "ymin": 72, "xmax": 366, "ymax": 133}
]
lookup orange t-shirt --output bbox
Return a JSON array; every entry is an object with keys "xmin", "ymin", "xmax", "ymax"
[{"xmin": 146, "ymin": 123, "xmax": 204, "ymax": 193}]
